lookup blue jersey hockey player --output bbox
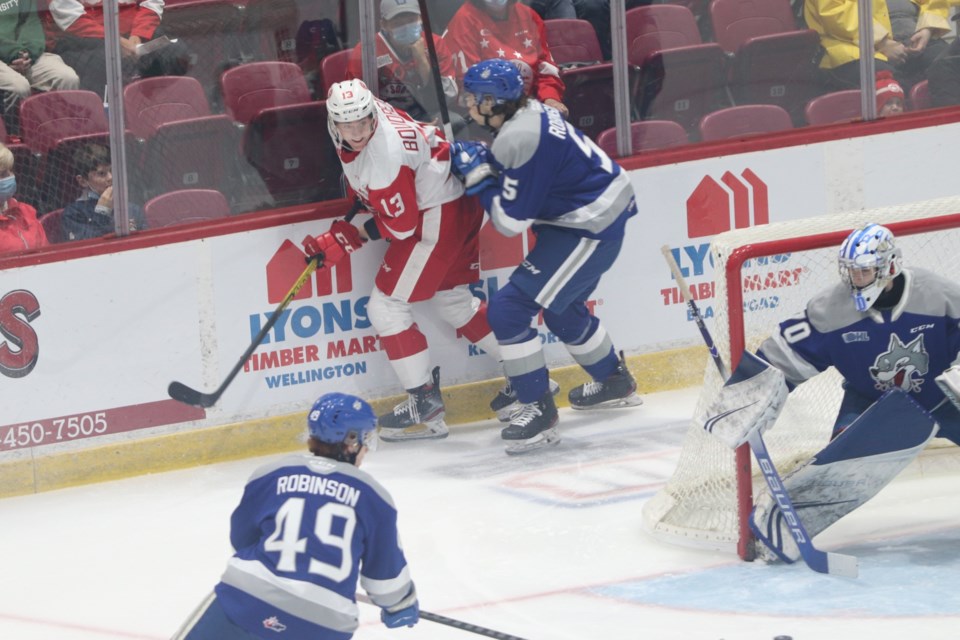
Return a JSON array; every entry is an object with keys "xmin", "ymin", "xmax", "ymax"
[
  {"xmin": 450, "ymin": 58, "xmax": 641, "ymax": 455},
  {"xmin": 172, "ymin": 392, "xmax": 419, "ymax": 639},
  {"xmin": 734, "ymin": 223, "xmax": 960, "ymax": 563}
]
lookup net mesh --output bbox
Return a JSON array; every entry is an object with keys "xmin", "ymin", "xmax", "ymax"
[{"xmin": 642, "ymin": 196, "xmax": 960, "ymax": 553}]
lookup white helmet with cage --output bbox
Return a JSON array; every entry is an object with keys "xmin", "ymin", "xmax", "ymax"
[
  {"xmin": 327, "ymin": 79, "xmax": 377, "ymax": 149},
  {"xmin": 837, "ymin": 223, "xmax": 903, "ymax": 312}
]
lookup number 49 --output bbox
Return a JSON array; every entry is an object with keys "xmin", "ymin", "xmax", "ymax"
[{"xmin": 264, "ymin": 497, "xmax": 357, "ymax": 582}]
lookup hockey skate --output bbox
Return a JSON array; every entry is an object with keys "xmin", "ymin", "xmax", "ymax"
[
  {"xmin": 749, "ymin": 494, "xmax": 800, "ymax": 564},
  {"xmin": 568, "ymin": 351, "xmax": 643, "ymax": 410},
  {"xmin": 490, "ymin": 378, "xmax": 560, "ymax": 422},
  {"xmin": 378, "ymin": 367, "xmax": 449, "ymax": 442},
  {"xmin": 501, "ymin": 389, "xmax": 560, "ymax": 455}
]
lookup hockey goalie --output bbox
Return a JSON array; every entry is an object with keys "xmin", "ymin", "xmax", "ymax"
[{"xmin": 698, "ymin": 223, "xmax": 960, "ymax": 563}]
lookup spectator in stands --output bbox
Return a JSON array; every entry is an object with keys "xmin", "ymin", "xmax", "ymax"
[
  {"xmin": 875, "ymin": 70, "xmax": 905, "ymax": 116},
  {"xmin": 445, "ymin": 0, "xmax": 568, "ymax": 118},
  {"xmin": 0, "ymin": 0, "xmax": 79, "ymax": 135},
  {"xmin": 347, "ymin": 0, "xmax": 463, "ymax": 129},
  {"xmin": 885, "ymin": 0, "xmax": 950, "ymax": 91},
  {"xmin": 805, "ymin": 0, "xmax": 948, "ymax": 93},
  {"xmin": 45, "ymin": 0, "xmax": 189, "ymax": 95},
  {"xmin": 61, "ymin": 144, "xmax": 144, "ymax": 241},
  {"xmin": 926, "ymin": 15, "xmax": 960, "ymax": 107},
  {"xmin": 0, "ymin": 143, "xmax": 47, "ymax": 255},
  {"xmin": 523, "ymin": 0, "xmax": 613, "ymax": 60}
]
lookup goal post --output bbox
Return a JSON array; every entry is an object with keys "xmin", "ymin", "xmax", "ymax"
[{"xmin": 642, "ymin": 197, "xmax": 960, "ymax": 560}]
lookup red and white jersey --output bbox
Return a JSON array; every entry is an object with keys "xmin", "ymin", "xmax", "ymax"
[
  {"xmin": 443, "ymin": 1, "xmax": 564, "ymax": 103},
  {"xmin": 336, "ymin": 99, "xmax": 464, "ymax": 242},
  {"xmin": 47, "ymin": 0, "xmax": 162, "ymax": 40}
]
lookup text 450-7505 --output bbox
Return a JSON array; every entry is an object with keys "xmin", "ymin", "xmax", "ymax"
[{"xmin": 1, "ymin": 413, "xmax": 108, "ymax": 450}]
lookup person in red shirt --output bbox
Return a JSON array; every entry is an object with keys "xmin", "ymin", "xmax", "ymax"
[
  {"xmin": 44, "ymin": 0, "xmax": 188, "ymax": 93},
  {"xmin": 444, "ymin": 0, "xmax": 568, "ymax": 118},
  {"xmin": 0, "ymin": 143, "xmax": 47, "ymax": 256},
  {"xmin": 347, "ymin": 0, "xmax": 462, "ymax": 129},
  {"xmin": 302, "ymin": 79, "xmax": 505, "ymax": 442}
]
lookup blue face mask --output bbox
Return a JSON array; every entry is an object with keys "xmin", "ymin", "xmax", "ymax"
[
  {"xmin": 0, "ymin": 175, "xmax": 17, "ymax": 203},
  {"xmin": 387, "ymin": 22, "xmax": 422, "ymax": 46}
]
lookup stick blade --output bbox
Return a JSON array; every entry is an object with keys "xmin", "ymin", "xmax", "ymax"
[
  {"xmin": 826, "ymin": 551, "xmax": 859, "ymax": 578},
  {"xmin": 168, "ymin": 381, "xmax": 218, "ymax": 408}
]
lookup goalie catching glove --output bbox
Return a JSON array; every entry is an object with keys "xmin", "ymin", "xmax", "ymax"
[
  {"xmin": 450, "ymin": 140, "xmax": 498, "ymax": 195},
  {"xmin": 695, "ymin": 351, "xmax": 788, "ymax": 449},
  {"xmin": 302, "ymin": 220, "xmax": 364, "ymax": 267}
]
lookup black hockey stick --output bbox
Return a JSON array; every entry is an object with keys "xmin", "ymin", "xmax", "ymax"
[
  {"xmin": 661, "ymin": 245, "xmax": 858, "ymax": 577},
  {"xmin": 416, "ymin": 0, "xmax": 454, "ymax": 141},
  {"xmin": 356, "ymin": 594, "xmax": 529, "ymax": 640},
  {"xmin": 168, "ymin": 200, "xmax": 364, "ymax": 408}
]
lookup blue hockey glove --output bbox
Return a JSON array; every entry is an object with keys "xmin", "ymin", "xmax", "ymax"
[
  {"xmin": 450, "ymin": 140, "xmax": 498, "ymax": 196},
  {"xmin": 381, "ymin": 601, "xmax": 419, "ymax": 628}
]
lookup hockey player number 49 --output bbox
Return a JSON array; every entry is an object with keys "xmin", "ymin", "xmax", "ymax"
[{"xmin": 265, "ymin": 497, "xmax": 357, "ymax": 582}]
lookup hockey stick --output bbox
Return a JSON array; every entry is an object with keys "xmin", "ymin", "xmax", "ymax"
[
  {"xmin": 660, "ymin": 245, "xmax": 858, "ymax": 577},
  {"xmin": 416, "ymin": 0, "xmax": 455, "ymax": 141},
  {"xmin": 168, "ymin": 200, "xmax": 364, "ymax": 408},
  {"xmin": 356, "ymin": 594, "xmax": 529, "ymax": 640}
]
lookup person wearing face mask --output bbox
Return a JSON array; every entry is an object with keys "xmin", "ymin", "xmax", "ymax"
[
  {"xmin": 60, "ymin": 144, "xmax": 145, "ymax": 241},
  {"xmin": 0, "ymin": 142, "xmax": 47, "ymax": 255},
  {"xmin": 346, "ymin": 0, "xmax": 460, "ymax": 127},
  {"xmin": 445, "ymin": 0, "xmax": 568, "ymax": 119}
]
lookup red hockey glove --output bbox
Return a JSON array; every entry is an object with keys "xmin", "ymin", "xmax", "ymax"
[{"xmin": 302, "ymin": 221, "xmax": 364, "ymax": 267}]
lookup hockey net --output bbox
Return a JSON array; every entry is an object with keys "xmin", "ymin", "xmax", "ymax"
[{"xmin": 642, "ymin": 197, "xmax": 960, "ymax": 558}]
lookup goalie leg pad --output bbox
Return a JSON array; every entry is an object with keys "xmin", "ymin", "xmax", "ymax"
[{"xmin": 751, "ymin": 390, "xmax": 938, "ymax": 563}]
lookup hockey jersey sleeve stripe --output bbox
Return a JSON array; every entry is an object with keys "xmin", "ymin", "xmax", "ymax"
[
  {"xmin": 758, "ymin": 331, "xmax": 822, "ymax": 387},
  {"xmin": 541, "ymin": 172, "xmax": 634, "ymax": 236},
  {"xmin": 360, "ymin": 565, "xmax": 413, "ymax": 605},
  {"xmin": 489, "ymin": 195, "xmax": 535, "ymax": 237},
  {"xmin": 222, "ymin": 558, "xmax": 359, "ymax": 633}
]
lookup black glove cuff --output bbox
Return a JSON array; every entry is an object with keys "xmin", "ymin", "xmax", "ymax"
[{"xmin": 363, "ymin": 217, "xmax": 382, "ymax": 241}]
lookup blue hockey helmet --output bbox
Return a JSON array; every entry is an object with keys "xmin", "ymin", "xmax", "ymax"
[
  {"xmin": 307, "ymin": 392, "xmax": 377, "ymax": 446},
  {"xmin": 838, "ymin": 223, "xmax": 902, "ymax": 312},
  {"xmin": 463, "ymin": 58, "xmax": 525, "ymax": 106}
]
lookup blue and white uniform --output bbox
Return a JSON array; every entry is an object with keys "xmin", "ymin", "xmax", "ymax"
[
  {"xmin": 177, "ymin": 453, "xmax": 413, "ymax": 640},
  {"xmin": 473, "ymin": 99, "xmax": 637, "ymax": 403},
  {"xmin": 758, "ymin": 268, "xmax": 960, "ymax": 444}
]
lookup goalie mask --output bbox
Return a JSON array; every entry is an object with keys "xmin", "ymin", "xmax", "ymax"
[
  {"xmin": 327, "ymin": 79, "xmax": 377, "ymax": 152},
  {"xmin": 838, "ymin": 223, "xmax": 902, "ymax": 312},
  {"xmin": 307, "ymin": 392, "xmax": 378, "ymax": 463}
]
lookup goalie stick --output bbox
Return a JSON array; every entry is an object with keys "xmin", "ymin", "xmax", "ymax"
[
  {"xmin": 356, "ymin": 594, "xmax": 529, "ymax": 640},
  {"xmin": 168, "ymin": 200, "xmax": 365, "ymax": 408},
  {"xmin": 660, "ymin": 245, "xmax": 859, "ymax": 578}
]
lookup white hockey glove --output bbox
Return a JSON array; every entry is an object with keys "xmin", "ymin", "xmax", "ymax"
[
  {"xmin": 935, "ymin": 365, "xmax": 960, "ymax": 411},
  {"xmin": 695, "ymin": 351, "xmax": 788, "ymax": 450}
]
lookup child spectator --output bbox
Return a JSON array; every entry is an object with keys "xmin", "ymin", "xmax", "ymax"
[
  {"xmin": 61, "ymin": 144, "xmax": 145, "ymax": 241},
  {"xmin": 876, "ymin": 70, "xmax": 905, "ymax": 116},
  {"xmin": 0, "ymin": 143, "xmax": 47, "ymax": 255}
]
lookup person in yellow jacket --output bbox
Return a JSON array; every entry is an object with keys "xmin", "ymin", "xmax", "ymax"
[{"xmin": 805, "ymin": 0, "xmax": 951, "ymax": 92}]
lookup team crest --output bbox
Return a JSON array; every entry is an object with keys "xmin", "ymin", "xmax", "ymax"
[
  {"xmin": 869, "ymin": 333, "xmax": 928, "ymax": 393},
  {"xmin": 263, "ymin": 616, "xmax": 287, "ymax": 632}
]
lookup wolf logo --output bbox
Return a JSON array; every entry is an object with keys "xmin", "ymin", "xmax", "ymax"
[{"xmin": 869, "ymin": 333, "xmax": 929, "ymax": 393}]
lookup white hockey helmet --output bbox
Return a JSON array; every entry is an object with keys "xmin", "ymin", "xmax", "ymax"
[
  {"xmin": 327, "ymin": 79, "xmax": 377, "ymax": 149},
  {"xmin": 837, "ymin": 223, "xmax": 902, "ymax": 312}
]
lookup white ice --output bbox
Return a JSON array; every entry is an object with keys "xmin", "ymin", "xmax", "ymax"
[{"xmin": 1, "ymin": 386, "xmax": 959, "ymax": 640}]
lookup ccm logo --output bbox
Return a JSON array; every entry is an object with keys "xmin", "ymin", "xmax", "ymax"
[{"xmin": 0, "ymin": 289, "xmax": 40, "ymax": 379}]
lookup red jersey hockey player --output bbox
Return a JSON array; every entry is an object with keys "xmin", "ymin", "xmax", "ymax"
[{"xmin": 303, "ymin": 79, "xmax": 503, "ymax": 441}]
